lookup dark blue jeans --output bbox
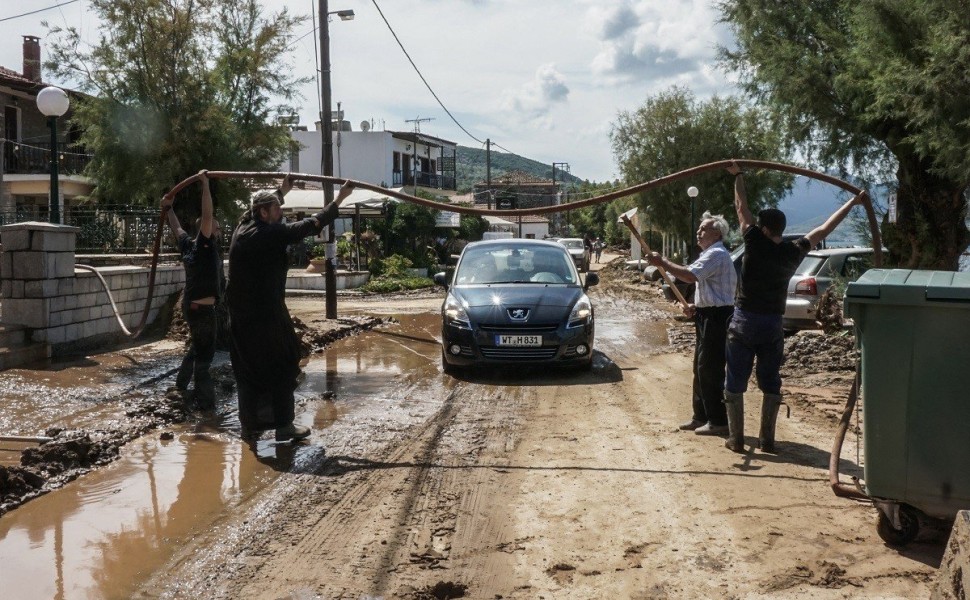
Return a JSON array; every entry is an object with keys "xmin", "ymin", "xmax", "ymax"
[{"xmin": 725, "ymin": 308, "xmax": 784, "ymax": 395}]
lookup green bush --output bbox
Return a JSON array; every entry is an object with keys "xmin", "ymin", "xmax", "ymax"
[{"xmin": 359, "ymin": 275, "xmax": 434, "ymax": 294}]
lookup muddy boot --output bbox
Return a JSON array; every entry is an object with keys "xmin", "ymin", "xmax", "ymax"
[
  {"xmin": 723, "ymin": 392, "xmax": 744, "ymax": 453},
  {"xmin": 759, "ymin": 393, "xmax": 783, "ymax": 453}
]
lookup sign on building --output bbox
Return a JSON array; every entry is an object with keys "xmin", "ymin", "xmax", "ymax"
[{"xmin": 436, "ymin": 211, "xmax": 460, "ymax": 227}]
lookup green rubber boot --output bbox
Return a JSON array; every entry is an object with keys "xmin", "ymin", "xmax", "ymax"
[
  {"xmin": 759, "ymin": 393, "xmax": 783, "ymax": 453},
  {"xmin": 724, "ymin": 392, "xmax": 744, "ymax": 453}
]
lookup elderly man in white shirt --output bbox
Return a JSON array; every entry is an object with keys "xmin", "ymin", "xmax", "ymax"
[{"xmin": 648, "ymin": 212, "xmax": 737, "ymax": 435}]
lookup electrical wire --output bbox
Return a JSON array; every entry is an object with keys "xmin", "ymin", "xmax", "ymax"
[
  {"xmin": 0, "ymin": 0, "xmax": 79, "ymax": 23},
  {"xmin": 369, "ymin": 0, "xmax": 484, "ymax": 146}
]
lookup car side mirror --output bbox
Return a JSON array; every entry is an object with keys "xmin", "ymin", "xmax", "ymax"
[
  {"xmin": 584, "ymin": 272, "xmax": 599, "ymax": 289},
  {"xmin": 433, "ymin": 272, "xmax": 449, "ymax": 288}
]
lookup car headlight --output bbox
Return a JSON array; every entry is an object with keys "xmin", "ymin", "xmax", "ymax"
[
  {"xmin": 567, "ymin": 294, "xmax": 592, "ymax": 328},
  {"xmin": 443, "ymin": 293, "xmax": 471, "ymax": 329}
]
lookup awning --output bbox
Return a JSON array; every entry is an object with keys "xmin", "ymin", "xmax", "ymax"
[
  {"xmin": 278, "ymin": 187, "xmax": 401, "ymax": 217},
  {"xmin": 616, "ymin": 206, "xmax": 638, "ymax": 223},
  {"xmin": 484, "ymin": 215, "xmax": 515, "ymax": 229}
]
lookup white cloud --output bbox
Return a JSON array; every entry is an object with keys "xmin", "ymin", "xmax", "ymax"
[{"xmin": 501, "ymin": 63, "xmax": 570, "ymax": 122}]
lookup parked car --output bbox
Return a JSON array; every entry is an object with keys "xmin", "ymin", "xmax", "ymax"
[
  {"xmin": 557, "ymin": 237, "xmax": 591, "ymax": 272},
  {"xmin": 784, "ymin": 247, "xmax": 875, "ymax": 331},
  {"xmin": 434, "ymin": 239, "xmax": 598, "ymax": 374}
]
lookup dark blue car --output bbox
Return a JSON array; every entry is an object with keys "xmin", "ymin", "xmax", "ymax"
[{"xmin": 434, "ymin": 239, "xmax": 598, "ymax": 374}]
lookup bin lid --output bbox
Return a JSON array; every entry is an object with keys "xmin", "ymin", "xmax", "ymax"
[{"xmin": 845, "ymin": 269, "xmax": 970, "ymax": 304}]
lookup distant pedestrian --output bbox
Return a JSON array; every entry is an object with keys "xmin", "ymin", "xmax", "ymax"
[
  {"xmin": 593, "ymin": 237, "xmax": 604, "ymax": 263},
  {"xmin": 163, "ymin": 170, "xmax": 220, "ymax": 410},
  {"xmin": 226, "ymin": 178, "xmax": 355, "ymax": 442},
  {"xmin": 724, "ymin": 162, "xmax": 866, "ymax": 453},
  {"xmin": 648, "ymin": 212, "xmax": 736, "ymax": 436}
]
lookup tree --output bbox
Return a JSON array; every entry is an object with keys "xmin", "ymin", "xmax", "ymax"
[
  {"xmin": 610, "ymin": 87, "xmax": 791, "ymax": 245},
  {"xmin": 720, "ymin": 0, "xmax": 970, "ymax": 269},
  {"xmin": 45, "ymin": 0, "xmax": 306, "ymax": 216}
]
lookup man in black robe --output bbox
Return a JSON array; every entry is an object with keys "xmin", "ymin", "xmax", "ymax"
[{"xmin": 227, "ymin": 178, "xmax": 354, "ymax": 442}]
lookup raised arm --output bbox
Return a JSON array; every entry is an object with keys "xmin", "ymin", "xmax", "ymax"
[
  {"xmin": 161, "ymin": 194, "xmax": 185, "ymax": 240},
  {"xmin": 198, "ymin": 170, "xmax": 214, "ymax": 238},
  {"xmin": 726, "ymin": 162, "xmax": 754, "ymax": 231},
  {"xmin": 805, "ymin": 191, "xmax": 867, "ymax": 248}
]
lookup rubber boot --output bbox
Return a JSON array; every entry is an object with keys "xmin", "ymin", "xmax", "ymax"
[
  {"xmin": 723, "ymin": 392, "xmax": 744, "ymax": 453},
  {"xmin": 759, "ymin": 393, "xmax": 783, "ymax": 453}
]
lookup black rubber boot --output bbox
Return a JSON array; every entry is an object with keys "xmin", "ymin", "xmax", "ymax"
[
  {"xmin": 759, "ymin": 393, "xmax": 783, "ymax": 453},
  {"xmin": 724, "ymin": 392, "xmax": 744, "ymax": 453}
]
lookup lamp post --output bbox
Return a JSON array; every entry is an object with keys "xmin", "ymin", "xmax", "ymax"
[
  {"xmin": 319, "ymin": 1, "xmax": 354, "ymax": 319},
  {"xmin": 687, "ymin": 185, "xmax": 699, "ymax": 261},
  {"xmin": 552, "ymin": 161, "xmax": 569, "ymax": 235},
  {"xmin": 37, "ymin": 86, "xmax": 69, "ymax": 224}
]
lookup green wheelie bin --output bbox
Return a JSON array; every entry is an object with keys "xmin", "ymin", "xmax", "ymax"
[{"xmin": 844, "ymin": 269, "xmax": 970, "ymax": 545}]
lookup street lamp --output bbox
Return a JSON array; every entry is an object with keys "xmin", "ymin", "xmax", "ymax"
[
  {"xmin": 37, "ymin": 86, "xmax": 69, "ymax": 224},
  {"xmin": 687, "ymin": 186, "xmax": 699, "ymax": 261},
  {"xmin": 319, "ymin": 1, "xmax": 354, "ymax": 319}
]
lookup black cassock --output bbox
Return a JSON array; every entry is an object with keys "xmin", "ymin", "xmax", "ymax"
[{"xmin": 226, "ymin": 202, "xmax": 339, "ymax": 431}]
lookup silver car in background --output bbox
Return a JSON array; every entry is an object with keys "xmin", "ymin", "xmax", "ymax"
[
  {"xmin": 784, "ymin": 247, "xmax": 875, "ymax": 331},
  {"xmin": 558, "ymin": 238, "xmax": 591, "ymax": 272}
]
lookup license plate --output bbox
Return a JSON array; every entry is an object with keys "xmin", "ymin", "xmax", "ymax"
[{"xmin": 496, "ymin": 334, "xmax": 542, "ymax": 347}]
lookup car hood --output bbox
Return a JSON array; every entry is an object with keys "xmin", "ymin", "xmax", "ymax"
[{"xmin": 451, "ymin": 285, "xmax": 583, "ymax": 321}]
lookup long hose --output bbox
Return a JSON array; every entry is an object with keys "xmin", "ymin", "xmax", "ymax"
[
  {"xmin": 830, "ymin": 359, "xmax": 871, "ymax": 502},
  {"xmin": 90, "ymin": 160, "xmax": 882, "ymax": 345}
]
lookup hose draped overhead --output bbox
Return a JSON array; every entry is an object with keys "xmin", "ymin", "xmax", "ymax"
[{"xmin": 100, "ymin": 159, "xmax": 881, "ymax": 340}]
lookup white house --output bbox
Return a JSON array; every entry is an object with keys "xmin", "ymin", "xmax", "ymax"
[{"xmin": 280, "ymin": 120, "xmax": 457, "ymax": 195}]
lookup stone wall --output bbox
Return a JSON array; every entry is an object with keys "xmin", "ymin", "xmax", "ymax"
[
  {"xmin": 934, "ymin": 510, "xmax": 970, "ymax": 600},
  {"xmin": 0, "ymin": 222, "xmax": 183, "ymax": 355}
]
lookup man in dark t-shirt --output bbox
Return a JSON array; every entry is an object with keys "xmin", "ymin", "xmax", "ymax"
[
  {"xmin": 724, "ymin": 163, "xmax": 866, "ymax": 453},
  {"xmin": 163, "ymin": 171, "xmax": 221, "ymax": 410}
]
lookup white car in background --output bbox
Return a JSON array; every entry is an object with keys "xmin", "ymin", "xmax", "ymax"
[{"xmin": 558, "ymin": 238, "xmax": 591, "ymax": 272}]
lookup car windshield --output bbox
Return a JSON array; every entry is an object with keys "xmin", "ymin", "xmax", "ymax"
[
  {"xmin": 454, "ymin": 246, "xmax": 577, "ymax": 285},
  {"xmin": 561, "ymin": 240, "xmax": 584, "ymax": 250},
  {"xmin": 794, "ymin": 255, "xmax": 826, "ymax": 276}
]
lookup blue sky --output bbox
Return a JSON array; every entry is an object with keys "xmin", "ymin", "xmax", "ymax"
[{"xmin": 1, "ymin": 0, "xmax": 740, "ymax": 182}]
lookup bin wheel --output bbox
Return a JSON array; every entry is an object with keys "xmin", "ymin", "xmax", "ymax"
[{"xmin": 876, "ymin": 505, "xmax": 919, "ymax": 546}]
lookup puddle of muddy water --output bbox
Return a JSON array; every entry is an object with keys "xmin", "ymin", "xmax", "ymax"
[
  {"xmin": 0, "ymin": 431, "xmax": 278, "ymax": 600},
  {"xmin": 0, "ymin": 314, "xmax": 447, "ymax": 600}
]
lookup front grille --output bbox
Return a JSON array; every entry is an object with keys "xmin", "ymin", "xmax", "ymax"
[
  {"xmin": 479, "ymin": 323, "xmax": 558, "ymax": 333},
  {"xmin": 480, "ymin": 346, "xmax": 558, "ymax": 360},
  {"xmin": 562, "ymin": 344, "xmax": 579, "ymax": 358}
]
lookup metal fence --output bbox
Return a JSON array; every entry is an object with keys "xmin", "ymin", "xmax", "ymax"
[{"xmin": 0, "ymin": 205, "xmax": 178, "ymax": 254}]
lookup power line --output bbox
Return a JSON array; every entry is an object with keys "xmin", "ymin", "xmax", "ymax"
[
  {"xmin": 369, "ymin": 0, "xmax": 483, "ymax": 145},
  {"xmin": 0, "ymin": 0, "xmax": 80, "ymax": 23}
]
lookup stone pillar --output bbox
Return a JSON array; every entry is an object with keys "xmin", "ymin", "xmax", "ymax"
[
  {"xmin": 934, "ymin": 510, "xmax": 970, "ymax": 600},
  {"xmin": 0, "ymin": 221, "xmax": 77, "ymax": 328}
]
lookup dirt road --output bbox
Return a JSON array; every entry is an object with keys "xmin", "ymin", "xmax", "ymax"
[{"xmin": 0, "ymin": 260, "xmax": 943, "ymax": 599}]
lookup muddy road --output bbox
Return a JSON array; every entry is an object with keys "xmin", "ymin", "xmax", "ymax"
[{"xmin": 0, "ymin": 267, "xmax": 945, "ymax": 599}]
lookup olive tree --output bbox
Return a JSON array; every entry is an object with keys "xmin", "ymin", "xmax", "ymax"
[
  {"xmin": 720, "ymin": 0, "xmax": 970, "ymax": 269},
  {"xmin": 45, "ymin": 0, "xmax": 307, "ymax": 214},
  {"xmin": 610, "ymin": 87, "xmax": 792, "ymax": 242}
]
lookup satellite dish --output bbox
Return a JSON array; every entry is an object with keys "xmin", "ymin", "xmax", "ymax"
[{"xmin": 360, "ymin": 120, "xmax": 371, "ymax": 132}]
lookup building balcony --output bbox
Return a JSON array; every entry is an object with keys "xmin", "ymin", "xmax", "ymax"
[
  {"xmin": 393, "ymin": 170, "xmax": 456, "ymax": 191},
  {"xmin": 2, "ymin": 140, "xmax": 91, "ymax": 176}
]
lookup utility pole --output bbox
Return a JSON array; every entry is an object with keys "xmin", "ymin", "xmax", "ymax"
[{"xmin": 486, "ymin": 139, "xmax": 491, "ymax": 209}]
